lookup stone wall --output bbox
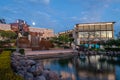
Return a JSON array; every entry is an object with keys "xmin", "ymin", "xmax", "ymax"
[{"xmin": 11, "ymin": 52, "xmax": 61, "ymax": 80}]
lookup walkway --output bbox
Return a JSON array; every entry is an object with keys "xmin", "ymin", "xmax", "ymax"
[
  {"xmin": 25, "ymin": 49, "xmax": 76, "ymax": 59},
  {"xmin": 25, "ymin": 49, "xmax": 73, "ymax": 55}
]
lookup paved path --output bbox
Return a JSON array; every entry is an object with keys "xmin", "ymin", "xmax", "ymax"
[{"xmin": 25, "ymin": 49, "xmax": 74, "ymax": 56}]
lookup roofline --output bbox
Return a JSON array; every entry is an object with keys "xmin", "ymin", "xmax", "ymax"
[{"xmin": 76, "ymin": 21, "xmax": 115, "ymax": 25}]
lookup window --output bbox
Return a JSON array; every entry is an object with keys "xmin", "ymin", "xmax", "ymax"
[
  {"xmin": 101, "ymin": 31, "xmax": 106, "ymax": 38},
  {"xmin": 107, "ymin": 31, "xmax": 112, "ymax": 38},
  {"xmin": 79, "ymin": 32, "xmax": 88, "ymax": 38},
  {"xmin": 95, "ymin": 31, "xmax": 100, "ymax": 38}
]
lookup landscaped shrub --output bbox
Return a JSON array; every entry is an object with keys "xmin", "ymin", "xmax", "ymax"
[
  {"xmin": 0, "ymin": 51, "xmax": 24, "ymax": 80},
  {"xmin": 19, "ymin": 49, "xmax": 25, "ymax": 55},
  {"xmin": 4, "ymin": 48, "xmax": 16, "ymax": 53},
  {"xmin": 105, "ymin": 48, "xmax": 120, "ymax": 51},
  {"xmin": 0, "ymin": 48, "xmax": 3, "ymax": 54},
  {"xmin": 63, "ymin": 46, "xmax": 70, "ymax": 49}
]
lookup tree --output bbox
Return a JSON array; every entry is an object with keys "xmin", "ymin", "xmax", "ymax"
[
  {"xmin": 81, "ymin": 31, "xmax": 100, "ymax": 48},
  {"xmin": 0, "ymin": 30, "xmax": 16, "ymax": 40},
  {"xmin": 0, "ymin": 19, "xmax": 6, "ymax": 24},
  {"xmin": 116, "ymin": 32, "xmax": 120, "ymax": 39},
  {"xmin": 50, "ymin": 34, "xmax": 74, "ymax": 48}
]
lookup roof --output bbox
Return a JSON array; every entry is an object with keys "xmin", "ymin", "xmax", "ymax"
[{"xmin": 76, "ymin": 22, "xmax": 115, "ymax": 26}]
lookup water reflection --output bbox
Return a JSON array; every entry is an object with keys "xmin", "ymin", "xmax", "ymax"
[{"xmin": 39, "ymin": 56, "xmax": 120, "ymax": 80}]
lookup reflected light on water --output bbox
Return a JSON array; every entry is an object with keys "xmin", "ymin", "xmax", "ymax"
[{"xmin": 38, "ymin": 56, "xmax": 120, "ymax": 80}]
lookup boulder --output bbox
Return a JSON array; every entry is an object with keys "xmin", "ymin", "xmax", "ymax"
[
  {"xmin": 19, "ymin": 60, "xmax": 26, "ymax": 66},
  {"xmin": 34, "ymin": 75, "xmax": 46, "ymax": 80},
  {"xmin": 28, "ymin": 65, "xmax": 43, "ymax": 76},
  {"xmin": 48, "ymin": 71, "xmax": 59, "ymax": 80},
  {"xmin": 24, "ymin": 72, "xmax": 34, "ymax": 80},
  {"xmin": 17, "ymin": 70, "xmax": 25, "ymax": 77},
  {"xmin": 42, "ymin": 70, "xmax": 50, "ymax": 80},
  {"xmin": 26, "ymin": 59, "xmax": 36, "ymax": 66}
]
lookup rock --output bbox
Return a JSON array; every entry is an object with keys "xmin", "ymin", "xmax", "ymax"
[
  {"xmin": 19, "ymin": 60, "xmax": 26, "ymax": 66},
  {"xmin": 17, "ymin": 70, "xmax": 25, "ymax": 77},
  {"xmin": 28, "ymin": 65, "xmax": 43, "ymax": 76},
  {"xmin": 24, "ymin": 72, "xmax": 34, "ymax": 80},
  {"xmin": 26, "ymin": 60, "xmax": 36, "ymax": 66},
  {"xmin": 14, "ymin": 55, "xmax": 21, "ymax": 61},
  {"xmin": 36, "ymin": 62, "xmax": 44, "ymax": 69},
  {"xmin": 13, "ymin": 52, "xmax": 21, "ymax": 56},
  {"xmin": 42, "ymin": 70, "xmax": 50, "ymax": 79},
  {"xmin": 34, "ymin": 75, "xmax": 46, "ymax": 80},
  {"xmin": 23, "ymin": 56, "xmax": 28, "ymax": 60},
  {"xmin": 48, "ymin": 71, "xmax": 59, "ymax": 80},
  {"xmin": 11, "ymin": 62, "xmax": 21, "ymax": 72},
  {"xmin": 11, "ymin": 52, "xmax": 61, "ymax": 80}
]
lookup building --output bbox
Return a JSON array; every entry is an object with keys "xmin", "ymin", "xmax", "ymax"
[
  {"xmin": 29, "ymin": 27, "xmax": 54, "ymax": 38},
  {"xmin": 0, "ymin": 23, "xmax": 11, "ymax": 31},
  {"xmin": 73, "ymin": 22, "xmax": 115, "ymax": 45},
  {"xmin": 58, "ymin": 30, "xmax": 73, "ymax": 38},
  {"xmin": 10, "ymin": 19, "xmax": 29, "ymax": 36}
]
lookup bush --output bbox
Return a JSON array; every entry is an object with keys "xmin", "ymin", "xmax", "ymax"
[
  {"xmin": 4, "ymin": 48, "xmax": 16, "ymax": 53},
  {"xmin": 63, "ymin": 46, "xmax": 70, "ymax": 49},
  {"xmin": 105, "ymin": 48, "xmax": 120, "ymax": 51},
  {"xmin": 19, "ymin": 49, "xmax": 25, "ymax": 55},
  {"xmin": 0, "ymin": 51, "xmax": 23, "ymax": 80}
]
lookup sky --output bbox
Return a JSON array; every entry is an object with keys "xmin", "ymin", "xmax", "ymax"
[{"xmin": 0, "ymin": 0, "xmax": 120, "ymax": 34}]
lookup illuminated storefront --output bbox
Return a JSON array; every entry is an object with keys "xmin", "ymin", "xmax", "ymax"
[{"xmin": 74, "ymin": 22, "xmax": 115, "ymax": 45}]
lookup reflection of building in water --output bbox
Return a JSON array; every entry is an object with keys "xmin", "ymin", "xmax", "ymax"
[
  {"xmin": 41, "ymin": 56, "xmax": 117, "ymax": 80},
  {"xmin": 75, "ymin": 56, "xmax": 115, "ymax": 80},
  {"xmin": 61, "ymin": 71, "xmax": 76, "ymax": 80}
]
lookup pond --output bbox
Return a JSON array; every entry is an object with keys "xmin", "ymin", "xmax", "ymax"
[{"xmin": 39, "ymin": 55, "xmax": 120, "ymax": 80}]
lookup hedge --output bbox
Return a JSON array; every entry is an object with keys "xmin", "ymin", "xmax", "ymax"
[
  {"xmin": 105, "ymin": 48, "xmax": 120, "ymax": 51},
  {"xmin": 0, "ymin": 51, "xmax": 24, "ymax": 80}
]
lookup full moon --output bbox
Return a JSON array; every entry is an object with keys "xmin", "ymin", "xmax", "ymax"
[{"xmin": 32, "ymin": 22, "xmax": 35, "ymax": 26}]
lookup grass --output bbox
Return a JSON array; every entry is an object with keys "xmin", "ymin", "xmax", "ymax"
[{"xmin": 0, "ymin": 51, "xmax": 24, "ymax": 80}]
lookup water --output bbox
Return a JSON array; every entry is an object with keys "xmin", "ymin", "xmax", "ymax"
[{"xmin": 39, "ymin": 55, "xmax": 120, "ymax": 80}]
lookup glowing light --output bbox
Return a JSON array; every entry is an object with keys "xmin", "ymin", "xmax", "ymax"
[{"xmin": 32, "ymin": 22, "xmax": 35, "ymax": 26}]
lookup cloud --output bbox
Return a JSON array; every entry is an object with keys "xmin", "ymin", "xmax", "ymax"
[{"xmin": 28, "ymin": 0, "xmax": 50, "ymax": 5}]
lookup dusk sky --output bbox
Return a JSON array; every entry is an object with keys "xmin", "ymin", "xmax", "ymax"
[{"xmin": 0, "ymin": 0, "xmax": 120, "ymax": 34}]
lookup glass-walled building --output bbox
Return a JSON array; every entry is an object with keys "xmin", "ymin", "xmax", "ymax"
[{"xmin": 74, "ymin": 22, "xmax": 115, "ymax": 45}]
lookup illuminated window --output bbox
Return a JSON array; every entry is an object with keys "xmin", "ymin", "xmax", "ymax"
[
  {"xmin": 95, "ymin": 31, "xmax": 100, "ymax": 38},
  {"xmin": 107, "ymin": 31, "xmax": 112, "ymax": 38},
  {"xmin": 101, "ymin": 31, "xmax": 106, "ymax": 38},
  {"xmin": 79, "ymin": 32, "xmax": 88, "ymax": 38}
]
